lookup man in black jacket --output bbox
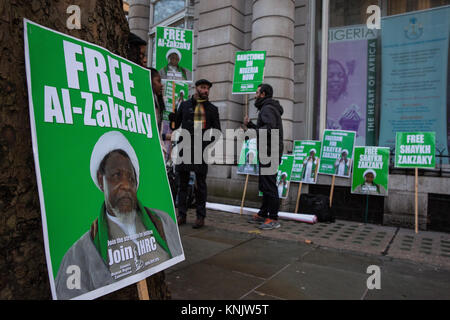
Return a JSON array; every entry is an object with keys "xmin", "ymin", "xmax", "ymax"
[
  {"xmin": 244, "ymin": 83, "xmax": 284, "ymax": 230},
  {"xmin": 172, "ymin": 79, "xmax": 221, "ymax": 228}
]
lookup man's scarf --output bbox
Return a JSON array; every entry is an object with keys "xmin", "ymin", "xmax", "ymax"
[
  {"xmin": 93, "ymin": 201, "xmax": 172, "ymax": 265},
  {"xmin": 194, "ymin": 98, "xmax": 207, "ymax": 130}
]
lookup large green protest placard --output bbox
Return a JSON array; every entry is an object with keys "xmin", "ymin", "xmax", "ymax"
[
  {"xmin": 155, "ymin": 26, "xmax": 193, "ymax": 82},
  {"xmin": 292, "ymin": 140, "xmax": 321, "ymax": 184},
  {"xmin": 24, "ymin": 20, "xmax": 184, "ymax": 300},
  {"xmin": 319, "ymin": 129, "xmax": 356, "ymax": 177},
  {"xmin": 395, "ymin": 132, "xmax": 436, "ymax": 168},
  {"xmin": 237, "ymin": 138, "xmax": 259, "ymax": 176},
  {"xmin": 276, "ymin": 155, "xmax": 294, "ymax": 199},
  {"xmin": 351, "ymin": 147, "xmax": 389, "ymax": 196},
  {"xmin": 232, "ymin": 51, "xmax": 266, "ymax": 94}
]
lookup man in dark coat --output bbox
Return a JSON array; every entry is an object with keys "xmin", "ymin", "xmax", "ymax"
[
  {"xmin": 172, "ymin": 79, "xmax": 221, "ymax": 228},
  {"xmin": 244, "ymin": 83, "xmax": 284, "ymax": 230}
]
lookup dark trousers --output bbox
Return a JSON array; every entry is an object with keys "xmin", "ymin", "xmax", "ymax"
[
  {"xmin": 258, "ymin": 173, "xmax": 280, "ymax": 220},
  {"xmin": 177, "ymin": 165, "xmax": 208, "ymax": 219}
]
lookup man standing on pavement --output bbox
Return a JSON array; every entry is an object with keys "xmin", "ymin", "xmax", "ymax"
[
  {"xmin": 172, "ymin": 79, "xmax": 221, "ymax": 228},
  {"xmin": 244, "ymin": 83, "xmax": 284, "ymax": 230}
]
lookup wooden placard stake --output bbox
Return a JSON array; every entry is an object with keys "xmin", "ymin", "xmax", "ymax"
[
  {"xmin": 245, "ymin": 94, "xmax": 249, "ymax": 118},
  {"xmin": 295, "ymin": 182, "xmax": 303, "ymax": 213},
  {"xmin": 137, "ymin": 279, "xmax": 150, "ymax": 300},
  {"xmin": 240, "ymin": 174, "xmax": 249, "ymax": 215},
  {"xmin": 415, "ymin": 167, "xmax": 419, "ymax": 234},
  {"xmin": 170, "ymin": 81, "xmax": 176, "ymax": 130},
  {"xmin": 329, "ymin": 175, "xmax": 336, "ymax": 207},
  {"xmin": 240, "ymin": 94, "xmax": 250, "ymax": 215}
]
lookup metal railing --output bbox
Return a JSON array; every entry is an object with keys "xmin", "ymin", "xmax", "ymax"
[{"xmin": 388, "ymin": 148, "xmax": 450, "ymax": 177}]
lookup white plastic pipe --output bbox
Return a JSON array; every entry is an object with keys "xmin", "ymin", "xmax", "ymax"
[{"xmin": 206, "ymin": 202, "xmax": 318, "ymax": 224}]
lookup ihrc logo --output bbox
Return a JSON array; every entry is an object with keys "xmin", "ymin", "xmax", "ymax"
[{"xmin": 404, "ymin": 17, "xmax": 423, "ymax": 40}]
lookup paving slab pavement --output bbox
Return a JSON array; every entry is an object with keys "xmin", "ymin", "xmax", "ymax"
[{"xmin": 166, "ymin": 209, "xmax": 450, "ymax": 300}]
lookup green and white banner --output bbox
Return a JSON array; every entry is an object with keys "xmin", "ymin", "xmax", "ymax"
[
  {"xmin": 237, "ymin": 138, "xmax": 259, "ymax": 176},
  {"xmin": 155, "ymin": 26, "xmax": 193, "ymax": 82},
  {"xmin": 319, "ymin": 129, "xmax": 356, "ymax": 177},
  {"xmin": 24, "ymin": 20, "xmax": 184, "ymax": 300},
  {"xmin": 292, "ymin": 140, "xmax": 322, "ymax": 184},
  {"xmin": 163, "ymin": 80, "xmax": 189, "ymax": 114},
  {"xmin": 395, "ymin": 132, "xmax": 436, "ymax": 168},
  {"xmin": 351, "ymin": 147, "xmax": 389, "ymax": 196},
  {"xmin": 232, "ymin": 51, "xmax": 266, "ymax": 94},
  {"xmin": 276, "ymin": 154, "xmax": 294, "ymax": 199}
]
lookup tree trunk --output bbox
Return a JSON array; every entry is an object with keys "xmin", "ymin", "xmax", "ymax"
[{"xmin": 0, "ymin": 0, "xmax": 170, "ymax": 300}]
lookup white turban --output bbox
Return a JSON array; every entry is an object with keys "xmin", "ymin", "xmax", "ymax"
[
  {"xmin": 363, "ymin": 169, "xmax": 376, "ymax": 179},
  {"xmin": 90, "ymin": 131, "xmax": 140, "ymax": 191},
  {"xmin": 166, "ymin": 48, "xmax": 181, "ymax": 60}
]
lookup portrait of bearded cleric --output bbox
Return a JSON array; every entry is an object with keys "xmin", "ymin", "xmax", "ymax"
[{"xmin": 55, "ymin": 131, "xmax": 182, "ymax": 299}]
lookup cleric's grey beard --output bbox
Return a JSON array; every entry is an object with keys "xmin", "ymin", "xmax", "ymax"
[{"xmin": 103, "ymin": 176, "xmax": 137, "ymax": 225}]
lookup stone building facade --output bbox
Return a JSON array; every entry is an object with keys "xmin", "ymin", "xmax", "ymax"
[{"xmin": 127, "ymin": 0, "xmax": 450, "ymax": 232}]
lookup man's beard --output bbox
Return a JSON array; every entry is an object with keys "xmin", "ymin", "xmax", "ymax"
[
  {"xmin": 254, "ymin": 96, "xmax": 266, "ymax": 109},
  {"xmin": 104, "ymin": 177, "xmax": 137, "ymax": 225},
  {"xmin": 196, "ymin": 91, "xmax": 208, "ymax": 100}
]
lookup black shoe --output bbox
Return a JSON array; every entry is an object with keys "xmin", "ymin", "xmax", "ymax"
[{"xmin": 192, "ymin": 217, "xmax": 205, "ymax": 229}]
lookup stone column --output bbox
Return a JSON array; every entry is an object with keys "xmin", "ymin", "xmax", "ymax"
[
  {"xmin": 250, "ymin": 0, "xmax": 295, "ymax": 153},
  {"xmin": 128, "ymin": 0, "xmax": 150, "ymax": 43}
]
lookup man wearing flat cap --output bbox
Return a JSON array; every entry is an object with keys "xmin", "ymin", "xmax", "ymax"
[
  {"xmin": 172, "ymin": 79, "xmax": 221, "ymax": 228},
  {"xmin": 55, "ymin": 131, "xmax": 182, "ymax": 299},
  {"xmin": 159, "ymin": 48, "xmax": 191, "ymax": 81}
]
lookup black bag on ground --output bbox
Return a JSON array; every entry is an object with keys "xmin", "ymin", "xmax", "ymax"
[{"xmin": 299, "ymin": 193, "xmax": 335, "ymax": 223}]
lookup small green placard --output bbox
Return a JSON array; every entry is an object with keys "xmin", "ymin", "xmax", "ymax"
[
  {"xmin": 395, "ymin": 132, "xmax": 435, "ymax": 168},
  {"xmin": 276, "ymin": 154, "xmax": 294, "ymax": 199},
  {"xmin": 237, "ymin": 138, "xmax": 259, "ymax": 176},
  {"xmin": 163, "ymin": 80, "xmax": 189, "ymax": 113},
  {"xmin": 232, "ymin": 51, "xmax": 266, "ymax": 94},
  {"xmin": 291, "ymin": 140, "xmax": 321, "ymax": 184},
  {"xmin": 351, "ymin": 147, "xmax": 390, "ymax": 196},
  {"xmin": 319, "ymin": 129, "xmax": 356, "ymax": 177}
]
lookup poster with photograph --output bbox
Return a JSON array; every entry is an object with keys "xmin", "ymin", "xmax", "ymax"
[
  {"xmin": 351, "ymin": 147, "xmax": 390, "ymax": 196},
  {"xmin": 319, "ymin": 129, "xmax": 356, "ymax": 178},
  {"xmin": 161, "ymin": 81, "xmax": 189, "ymax": 161},
  {"xmin": 163, "ymin": 80, "xmax": 189, "ymax": 113},
  {"xmin": 237, "ymin": 138, "xmax": 259, "ymax": 176},
  {"xmin": 276, "ymin": 155, "xmax": 294, "ymax": 199},
  {"xmin": 327, "ymin": 25, "xmax": 378, "ymax": 146},
  {"xmin": 155, "ymin": 26, "xmax": 193, "ymax": 82},
  {"xmin": 291, "ymin": 140, "xmax": 321, "ymax": 184},
  {"xmin": 24, "ymin": 20, "xmax": 184, "ymax": 300}
]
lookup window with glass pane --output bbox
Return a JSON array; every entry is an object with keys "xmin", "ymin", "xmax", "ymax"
[
  {"xmin": 154, "ymin": 0, "xmax": 185, "ymax": 24},
  {"xmin": 313, "ymin": 0, "xmax": 450, "ymax": 166},
  {"xmin": 379, "ymin": 0, "xmax": 450, "ymax": 164}
]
